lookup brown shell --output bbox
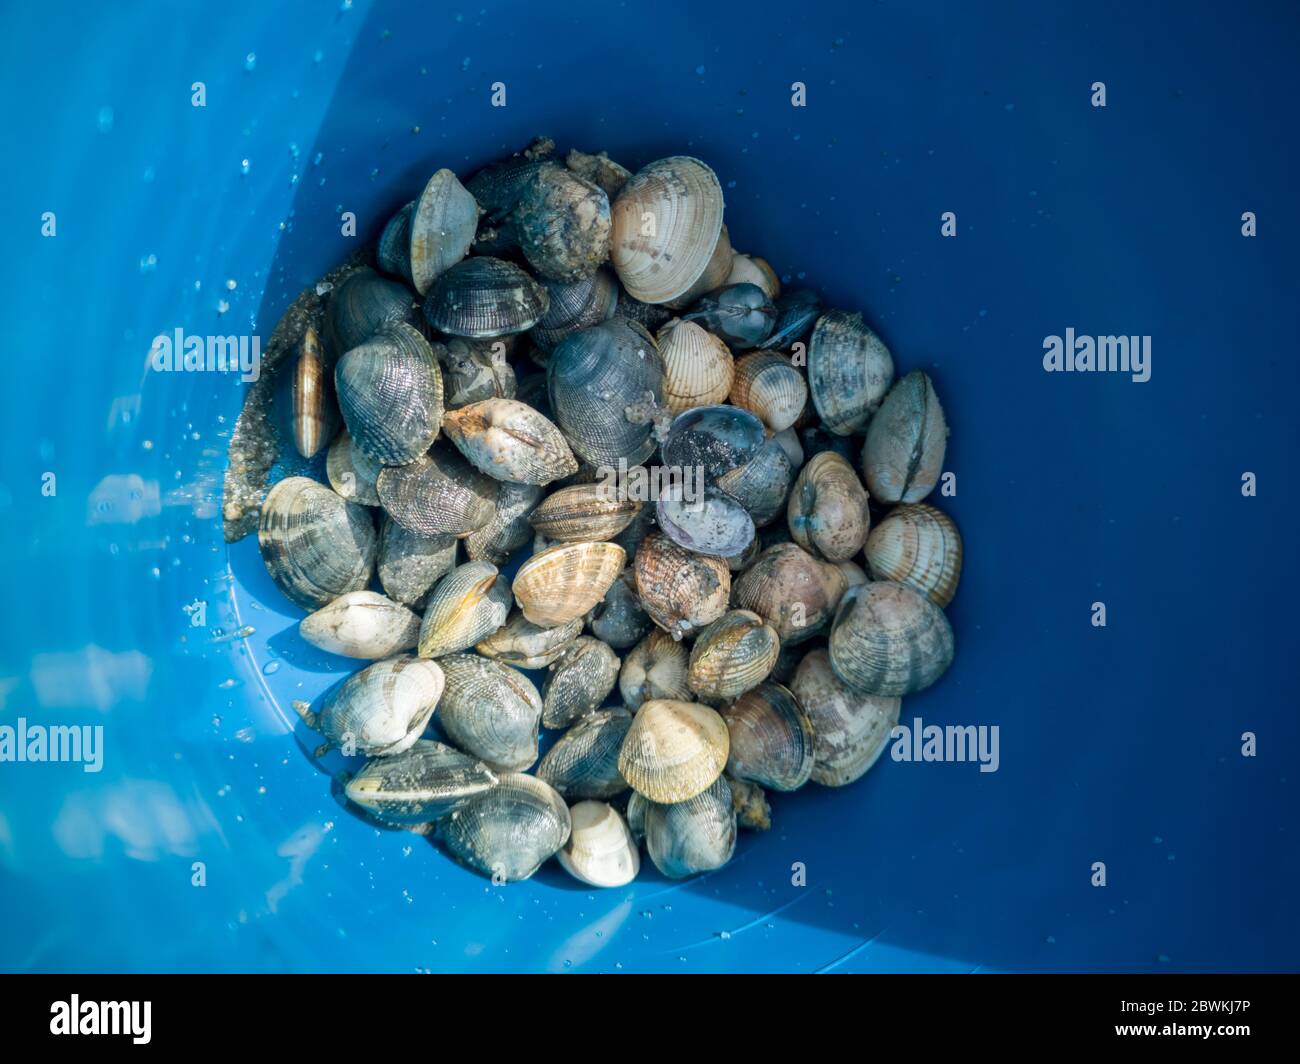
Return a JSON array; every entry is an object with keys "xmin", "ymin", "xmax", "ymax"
[
  {"xmin": 617, "ymin": 699, "xmax": 729, "ymax": 803},
  {"xmin": 729, "ymin": 351, "xmax": 807, "ymax": 433},
  {"xmin": 791, "ymin": 647, "xmax": 901, "ymax": 786},
  {"xmin": 828, "ymin": 581, "xmax": 954, "ymax": 697},
  {"xmin": 656, "ymin": 318, "xmax": 735, "ymax": 414},
  {"xmin": 512, "ymin": 542, "xmax": 626, "ymax": 628},
  {"xmin": 529, "ymin": 483, "xmax": 642, "ymax": 543},
  {"xmin": 719, "ymin": 682, "xmax": 816, "ymax": 792},
  {"xmin": 864, "ymin": 502, "xmax": 962, "ymax": 607},
  {"xmin": 787, "ymin": 450, "xmax": 871, "ymax": 562},
  {"xmin": 633, "ymin": 532, "xmax": 731, "ymax": 641},
  {"xmin": 686, "ymin": 609, "xmax": 780, "ymax": 704},
  {"xmin": 730, "ymin": 542, "xmax": 848, "ymax": 644}
]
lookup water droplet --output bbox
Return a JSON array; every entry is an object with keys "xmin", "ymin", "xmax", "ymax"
[{"xmin": 262, "ymin": 661, "xmax": 281, "ymax": 676}]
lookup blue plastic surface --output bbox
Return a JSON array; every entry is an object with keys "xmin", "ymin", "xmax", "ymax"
[{"xmin": 0, "ymin": 0, "xmax": 1297, "ymax": 973}]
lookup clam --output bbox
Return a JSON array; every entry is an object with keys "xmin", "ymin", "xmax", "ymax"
[
  {"xmin": 513, "ymin": 162, "xmax": 611, "ymax": 282},
  {"xmin": 726, "ymin": 537, "xmax": 761, "ymax": 573},
  {"xmin": 838, "ymin": 559, "xmax": 869, "ymax": 587},
  {"xmin": 791, "ymin": 647, "xmax": 900, "ymax": 786},
  {"xmin": 531, "ymin": 268, "xmax": 619, "ymax": 353},
  {"xmin": 466, "ymin": 138, "xmax": 552, "ymax": 224},
  {"xmin": 687, "ymin": 609, "xmax": 780, "ymax": 703},
  {"xmin": 614, "ymin": 289, "xmax": 674, "ymax": 333},
  {"xmin": 586, "ymin": 568, "xmax": 653, "ymax": 650},
  {"xmin": 684, "ymin": 283, "xmax": 776, "ymax": 351},
  {"xmin": 731, "ymin": 542, "xmax": 848, "ymax": 644},
  {"xmin": 335, "ymin": 323, "xmax": 444, "ymax": 466},
  {"xmin": 537, "ymin": 707, "xmax": 633, "ymax": 799},
  {"xmin": 609, "ymin": 156, "xmax": 724, "ymax": 305},
  {"xmin": 529, "ymin": 483, "xmax": 642, "ymax": 543},
  {"xmin": 292, "ymin": 654, "xmax": 442, "ymax": 757},
  {"xmin": 292, "ymin": 326, "xmax": 339, "ymax": 459},
  {"xmin": 634, "ymin": 532, "xmax": 731, "ymax": 640},
  {"xmin": 423, "ymin": 256, "xmax": 549, "ymax": 339},
  {"xmin": 767, "ymin": 289, "xmax": 821, "ymax": 351},
  {"xmin": 667, "ymin": 222, "xmax": 734, "ymax": 310},
  {"xmin": 725, "ymin": 252, "xmax": 781, "ymax": 300},
  {"xmin": 417, "ymin": 561, "xmax": 512, "ymax": 658},
  {"xmin": 768, "ymin": 641, "xmax": 803, "ymax": 685},
  {"xmin": 728, "ymin": 776, "xmax": 772, "ymax": 831},
  {"xmin": 512, "ymin": 541, "xmax": 626, "ymax": 628},
  {"xmin": 377, "ymin": 517, "xmax": 458, "ymax": 608},
  {"xmin": 656, "ymin": 318, "xmax": 735, "ymax": 414},
  {"xmin": 557, "ymin": 801, "xmax": 639, "ymax": 888},
  {"xmin": 729, "ymin": 351, "xmax": 807, "ymax": 432},
  {"xmin": 610, "ymin": 501, "xmax": 658, "ymax": 560},
  {"xmin": 619, "ymin": 628, "xmax": 691, "ymax": 709},
  {"xmin": 375, "ymin": 446, "xmax": 497, "ymax": 538},
  {"xmin": 655, "ymin": 482, "xmax": 755, "ymax": 559},
  {"xmin": 865, "ymin": 502, "xmax": 962, "ymax": 607},
  {"xmin": 861, "ymin": 370, "xmax": 948, "ymax": 504},
  {"xmin": 300, "ymin": 590, "xmax": 422, "ymax": 659},
  {"xmin": 719, "ymin": 682, "xmax": 815, "ymax": 791},
  {"xmin": 618, "ymin": 699, "xmax": 729, "ymax": 803},
  {"xmin": 807, "ymin": 310, "xmax": 894, "ymax": 435},
  {"xmin": 441, "ymin": 773, "xmax": 570, "ymax": 882},
  {"xmin": 442, "ymin": 398, "xmax": 578, "ymax": 485},
  {"xmin": 546, "ymin": 318, "xmax": 665, "ymax": 467},
  {"xmin": 437, "ymin": 338, "xmax": 516, "ymax": 408},
  {"xmin": 377, "ymin": 200, "xmax": 415, "ymax": 283},
  {"xmin": 625, "ymin": 790, "xmax": 649, "ymax": 842},
  {"xmin": 565, "ymin": 148, "xmax": 631, "ymax": 199},
  {"xmin": 327, "ymin": 268, "xmax": 421, "ymax": 356},
  {"xmin": 542, "ymin": 636, "xmax": 620, "ymax": 729},
  {"xmin": 771, "ymin": 427, "xmax": 804, "ymax": 469},
  {"xmin": 715, "ymin": 436, "xmax": 795, "ymax": 528},
  {"xmin": 409, "ymin": 168, "xmax": 479, "ymax": 295},
  {"xmin": 258, "ymin": 476, "xmax": 376, "ymax": 610},
  {"xmin": 661, "ymin": 404, "xmax": 765, "ymax": 479},
  {"xmin": 828, "ymin": 581, "xmax": 954, "ymax": 696},
  {"xmin": 642, "ymin": 776, "xmax": 736, "ymax": 878},
  {"xmin": 463, "ymin": 481, "xmax": 543, "ymax": 566},
  {"xmin": 475, "ymin": 610, "xmax": 583, "ymax": 669},
  {"xmin": 436, "ymin": 653, "xmax": 543, "ymax": 771},
  {"xmin": 344, "ymin": 739, "xmax": 496, "ymax": 824},
  {"xmin": 787, "ymin": 450, "xmax": 871, "ymax": 562},
  {"xmin": 325, "ymin": 431, "xmax": 381, "ymax": 507}
]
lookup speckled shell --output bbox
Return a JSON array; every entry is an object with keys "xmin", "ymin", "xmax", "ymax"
[
  {"xmin": 344, "ymin": 739, "xmax": 496, "ymax": 824},
  {"xmin": 475, "ymin": 610, "xmax": 583, "ymax": 669},
  {"xmin": 417, "ymin": 561, "xmax": 512, "ymax": 658},
  {"xmin": 655, "ymin": 482, "xmax": 755, "ymax": 559},
  {"xmin": 514, "ymin": 162, "xmax": 612, "ymax": 283},
  {"xmin": 643, "ymin": 776, "xmax": 736, "ymax": 878},
  {"xmin": 424, "ymin": 256, "xmax": 549, "ymax": 339},
  {"xmin": 715, "ymin": 436, "xmax": 795, "ymax": 528},
  {"xmin": 437, "ymin": 338, "xmax": 516, "ymax": 409},
  {"xmin": 440, "ymin": 398, "xmax": 578, "ymax": 486},
  {"xmin": 807, "ymin": 310, "xmax": 895, "ymax": 435},
  {"xmin": 542, "ymin": 636, "xmax": 620, "ymax": 729},
  {"xmin": 725, "ymin": 252, "xmax": 781, "ymax": 300},
  {"xmin": 292, "ymin": 326, "xmax": 339, "ymax": 459},
  {"xmin": 828, "ymin": 581, "xmax": 954, "ymax": 697},
  {"xmin": 557, "ymin": 801, "xmax": 639, "ymax": 888},
  {"xmin": 565, "ymin": 149, "xmax": 632, "ymax": 199},
  {"xmin": 619, "ymin": 628, "xmax": 692, "ymax": 709},
  {"xmin": 409, "ymin": 168, "xmax": 479, "ymax": 295},
  {"xmin": 441, "ymin": 773, "xmax": 570, "ymax": 882},
  {"xmin": 258, "ymin": 477, "xmax": 376, "ymax": 610},
  {"xmin": 788, "ymin": 450, "xmax": 871, "ymax": 562},
  {"xmin": 729, "ymin": 351, "xmax": 807, "ymax": 433},
  {"xmin": 463, "ymin": 481, "xmax": 542, "ymax": 566},
  {"xmin": 512, "ymin": 541, "xmax": 626, "ymax": 628},
  {"xmin": 610, "ymin": 156, "xmax": 725, "ymax": 304},
  {"xmin": 326, "ymin": 431, "xmax": 381, "ymax": 507},
  {"xmin": 720, "ymin": 682, "xmax": 815, "ymax": 791},
  {"xmin": 529, "ymin": 483, "xmax": 642, "ymax": 543},
  {"xmin": 376, "ymin": 446, "xmax": 498, "ymax": 538},
  {"xmin": 730, "ymin": 542, "xmax": 849, "ymax": 644},
  {"xmin": 656, "ymin": 318, "xmax": 735, "ymax": 414},
  {"xmin": 865, "ymin": 502, "xmax": 962, "ymax": 607},
  {"xmin": 861, "ymin": 370, "xmax": 948, "ymax": 504},
  {"xmin": 728, "ymin": 775, "xmax": 772, "ymax": 831},
  {"xmin": 537, "ymin": 707, "xmax": 633, "ymax": 799},
  {"xmin": 377, "ymin": 517, "xmax": 458, "ymax": 609},
  {"xmin": 327, "ymin": 268, "xmax": 421, "ymax": 356},
  {"xmin": 687, "ymin": 610, "xmax": 781, "ymax": 703},
  {"xmin": 531, "ymin": 268, "xmax": 619, "ymax": 352},
  {"xmin": 436, "ymin": 653, "xmax": 543, "ymax": 771},
  {"xmin": 586, "ymin": 568, "xmax": 653, "ymax": 650},
  {"xmin": 661, "ymin": 404, "xmax": 765, "ymax": 479},
  {"xmin": 618, "ymin": 699, "xmax": 730, "ymax": 803},
  {"xmin": 634, "ymin": 532, "xmax": 731, "ymax": 641},
  {"xmin": 300, "ymin": 590, "xmax": 422, "ymax": 660},
  {"xmin": 304, "ymin": 654, "xmax": 443, "ymax": 756},
  {"xmin": 838, "ymin": 559, "xmax": 869, "ymax": 588},
  {"xmin": 377, "ymin": 200, "xmax": 415, "ymax": 283},
  {"xmin": 790, "ymin": 648, "xmax": 900, "ymax": 787}
]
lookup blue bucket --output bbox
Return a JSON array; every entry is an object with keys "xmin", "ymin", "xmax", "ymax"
[{"xmin": 1, "ymin": 0, "xmax": 1296, "ymax": 973}]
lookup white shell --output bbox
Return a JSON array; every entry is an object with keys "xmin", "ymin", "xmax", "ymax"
[
  {"xmin": 557, "ymin": 801, "xmax": 640, "ymax": 887},
  {"xmin": 657, "ymin": 318, "xmax": 735, "ymax": 414},
  {"xmin": 299, "ymin": 591, "xmax": 422, "ymax": 659}
]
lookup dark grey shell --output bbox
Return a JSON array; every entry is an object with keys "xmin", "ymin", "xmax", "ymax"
[
  {"xmin": 344, "ymin": 739, "xmax": 496, "ymax": 824},
  {"xmin": 715, "ymin": 436, "xmax": 794, "ymax": 528},
  {"xmin": 466, "ymin": 149, "xmax": 551, "ymax": 224},
  {"xmin": 464, "ymin": 481, "xmax": 542, "ymax": 565},
  {"xmin": 308, "ymin": 655, "xmax": 444, "ymax": 757},
  {"xmin": 514, "ymin": 163, "xmax": 612, "ymax": 283},
  {"xmin": 719, "ymin": 681, "xmax": 816, "ymax": 791},
  {"xmin": 531, "ymin": 268, "xmax": 619, "ymax": 352},
  {"xmin": 441, "ymin": 773, "xmax": 571, "ymax": 882},
  {"xmin": 436, "ymin": 653, "xmax": 543, "ymax": 771},
  {"xmin": 437, "ymin": 338, "xmax": 516, "ymax": 408},
  {"xmin": 861, "ymin": 370, "xmax": 948, "ymax": 504},
  {"xmin": 514, "ymin": 372, "xmax": 553, "ymax": 421},
  {"xmin": 766, "ymin": 289, "xmax": 821, "ymax": 351},
  {"xmin": 643, "ymin": 776, "xmax": 736, "ymax": 879},
  {"xmin": 258, "ymin": 476, "xmax": 376, "ymax": 610},
  {"xmin": 325, "ymin": 431, "xmax": 381, "ymax": 507},
  {"xmin": 377, "ymin": 200, "xmax": 415, "ymax": 283},
  {"xmin": 587, "ymin": 568, "xmax": 652, "ymax": 650},
  {"xmin": 683, "ymin": 283, "xmax": 776, "ymax": 350},
  {"xmin": 536, "ymin": 707, "xmax": 633, "ymax": 800},
  {"xmin": 613, "ymin": 290, "xmax": 674, "ymax": 334},
  {"xmin": 423, "ymin": 256, "xmax": 549, "ymax": 339},
  {"xmin": 547, "ymin": 318, "xmax": 665, "ymax": 467},
  {"xmin": 375, "ymin": 446, "xmax": 497, "ymax": 538},
  {"xmin": 542, "ymin": 636, "xmax": 620, "ymax": 729},
  {"xmin": 807, "ymin": 310, "xmax": 895, "ymax": 436},
  {"xmin": 661, "ymin": 404, "xmax": 765, "ymax": 479},
  {"xmin": 326, "ymin": 267, "xmax": 421, "ymax": 356},
  {"xmin": 377, "ymin": 517, "xmax": 458, "ymax": 608}
]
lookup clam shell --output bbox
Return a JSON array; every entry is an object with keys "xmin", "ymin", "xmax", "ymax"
[
  {"xmin": 258, "ymin": 476, "xmax": 376, "ymax": 610},
  {"xmin": 442, "ymin": 398, "xmax": 578, "ymax": 485},
  {"xmin": 417, "ymin": 561, "xmax": 512, "ymax": 658},
  {"xmin": 512, "ymin": 541, "xmax": 626, "ymax": 628},
  {"xmin": 292, "ymin": 326, "xmax": 339, "ymax": 459},
  {"xmin": 463, "ymin": 481, "xmax": 543, "ymax": 566},
  {"xmin": 656, "ymin": 318, "xmax": 735, "ymax": 414},
  {"xmin": 661, "ymin": 404, "xmax": 765, "ymax": 479},
  {"xmin": 666, "ymin": 222, "xmax": 734, "ymax": 310},
  {"xmin": 730, "ymin": 542, "xmax": 848, "ymax": 644},
  {"xmin": 537, "ymin": 707, "xmax": 633, "ymax": 800},
  {"xmin": 725, "ymin": 252, "xmax": 781, "ymax": 300},
  {"xmin": 687, "ymin": 609, "xmax": 780, "ymax": 703},
  {"xmin": 619, "ymin": 629, "xmax": 691, "ymax": 709},
  {"xmin": 437, "ymin": 653, "xmax": 543, "ymax": 771},
  {"xmin": 715, "ymin": 436, "xmax": 795, "ymax": 528},
  {"xmin": 610, "ymin": 156, "xmax": 724, "ymax": 305},
  {"xmin": 300, "ymin": 590, "xmax": 422, "ymax": 660},
  {"xmin": 565, "ymin": 149, "xmax": 632, "ymax": 199},
  {"xmin": 614, "ymin": 290, "xmax": 674, "ymax": 334},
  {"xmin": 728, "ymin": 775, "xmax": 772, "ymax": 831},
  {"xmin": 377, "ymin": 200, "xmax": 415, "ymax": 283},
  {"xmin": 861, "ymin": 370, "xmax": 948, "ymax": 504},
  {"xmin": 683, "ymin": 283, "xmax": 776, "ymax": 351},
  {"xmin": 557, "ymin": 801, "xmax": 639, "ymax": 888},
  {"xmin": 807, "ymin": 310, "xmax": 894, "ymax": 435},
  {"xmin": 325, "ymin": 431, "xmax": 381, "ymax": 507},
  {"xmin": 301, "ymin": 655, "xmax": 443, "ymax": 757},
  {"xmin": 424, "ymin": 256, "xmax": 549, "ymax": 339},
  {"xmin": 655, "ymin": 482, "xmax": 755, "ymax": 559},
  {"xmin": 634, "ymin": 532, "xmax": 730, "ymax": 640},
  {"xmin": 729, "ymin": 351, "xmax": 807, "ymax": 432},
  {"xmin": 327, "ymin": 267, "xmax": 421, "ymax": 356},
  {"xmin": 771, "ymin": 427, "xmax": 804, "ymax": 469},
  {"xmin": 618, "ymin": 699, "xmax": 729, "ymax": 804},
  {"xmin": 865, "ymin": 502, "xmax": 962, "ymax": 608},
  {"xmin": 377, "ymin": 517, "xmax": 458, "ymax": 609},
  {"xmin": 514, "ymin": 162, "xmax": 612, "ymax": 283},
  {"xmin": 376, "ymin": 446, "xmax": 498, "ymax": 538},
  {"xmin": 788, "ymin": 450, "xmax": 871, "ymax": 562},
  {"xmin": 437, "ymin": 338, "xmax": 517, "ymax": 408},
  {"xmin": 719, "ymin": 682, "xmax": 815, "ymax": 791},
  {"xmin": 625, "ymin": 790, "xmax": 649, "ymax": 841},
  {"xmin": 531, "ymin": 268, "xmax": 619, "ymax": 352},
  {"xmin": 767, "ymin": 289, "xmax": 821, "ymax": 351},
  {"xmin": 441, "ymin": 773, "xmax": 570, "ymax": 882},
  {"xmin": 409, "ymin": 168, "xmax": 479, "ymax": 295},
  {"xmin": 475, "ymin": 610, "xmax": 582, "ymax": 669},
  {"xmin": 828, "ymin": 581, "xmax": 954, "ymax": 696},
  {"xmin": 791, "ymin": 647, "xmax": 900, "ymax": 787},
  {"xmin": 643, "ymin": 776, "xmax": 736, "ymax": 878},
  {"xmin": 467, "ymin": 140, "xmax": 552, "ymax": 224},
  {"xmin": 542, "ymin": 636, "xmax": 620, "ymax": 729},
  {"xmin": 344, "ymin": 739, "xmax": 496, "ymax": 824},
  {"xmin": 529, "ymin": 483, "xmax": 642, "ymax": 542},
  {"xmin": 586, "ymin": 567, "xmax": 653, "ymax": 650}
]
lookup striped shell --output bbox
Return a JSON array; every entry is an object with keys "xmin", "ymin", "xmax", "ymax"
[
  {"xmin": 292, "ymin": 326, "xmax": 339, "ymax": 459},
  {"xmin": 437, "ymin": 653, "xmax": 543, "ymax": 771},
  {"xmin": 441, "ymin": 773, "xmax": 570, "ymax": 882},
  {"xmin": 828, "ymin": 581, "xmax": 954, "ymax": 697},
  {"xmin": 463, "ymin": 481, "xmax": 543, "ymax": 566},
  {"xmin": 787, "ymin": 450, "xmax": 871, "ymax": 562},
  {"xmin": 617, "ymin": 699, "xmax": 729, "ymax": 803},
  {"xmin": 656, "ymin": 318, "xmax": 735, "ymax": 414},
  {"xmin": 731, "ymin": 542, "xmax": 848, "ymax": 644},
  {"xmin": 512, "ymin": 541, "xmax": 626, "ymax": 628},
  {"xmin": 537, "ymin": 707, "xmax": 633, "ymax": 800},
  {"xmin": 542, "ymin": 636, "xmax": 620, "ymax": 729},
  {"xmin": 327, "ymin": 268, "xmax": 420, "ymax": 355},
  {"xmin": 729, "ymin": 351, "xmax": 807, "ymax": 432},
  {"xmin": 643, "ymin": 776, "xmax": 736, "ymax": 878},
  {"xmin": 531, "ymin": 268, "xmax": 619, "ymax": 352},
  {"xmin": 376, "ymin": 446, "xmax": 498, "ymax": 539},
  {"xmin": 687, "ymin": 609, "xmax": 780, "ymax": 703},
  {"xmin": 791, "ymin": 648, "xmax": 900, "ymax": 787},
  {"xmin": 634, "ymin": 532, "xmax": 731, "ymax": 641},
  {"xmin": 861, "ymin": 370, "xmax": 948, "ymax": 504},
  {"xmin": 424, "ymin": 256, "xmax": 549, "ymax": 339},
  {"xmin": 344, "ymin": 739, "xmax": 496, "ymax": 824},
  {"xmin": 807, "ymin": 310, "xmax": 894, "ymax": 435},
  {"xmin": 719, "ymin": 682, "xmax": 816, "ymax": 792},
  {"xmin": 417, "ymin": 561, "xmax": 512, "ymax": 658},
  {"xmin": 529, "ymin": 483, "xmax": 642, "ymax": 542},
  {"xmin": 865, "ymin": 502, "xmax": 962, "ymax": 607},
  {"xmin": 619, "ymin": 628, "xmax": 691, "ymax": 709}
]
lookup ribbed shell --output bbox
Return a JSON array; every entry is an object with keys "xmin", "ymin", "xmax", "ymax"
[
  {"xmin": 586, "ymin": 568, "xmax": 653, "ymax": 650},
  {"xmin": 618, "ymin": 699, "xmax": 730, "ymax": 803},
  {"xmin": 441, "ymin": 773, "xmax": 571, "ymax": 882},
  {"xmin": 807, "ymin": 310, "xmax": 895, "ymax": 435},
  {"xmin": 436, "ymin": 653, "xmax": 543, "ymax": 771},
  {"xmin": 437, "ymin": 338, "xmax": 516, "ymax": 409},
  {"xmin": 326, "ymin": 431, "xmax": 381, "ymax": 507},
  {"xmin": 409, "ymin": 168, "xmax": 479, "ymax": 295},
  {"xmin": 514, "ymin": 163, "xmax": 612, "ymax": 283},
  {"xmin": 344, "ymin": 739, "xmax": 496, "ymax": 824},
  {"xmin": 376, "ymin": 446, "xmax": 497, "ymax": 538},
  {"xmin": 715, "ymin": 436, "xmax": 795, "ymax": 528},
  {"xmin": 377, "ymin": 517, "xmax": 457, "ymax": 608},
  {"xmin": 424, "ymin": 256, "xmax": 549, "ymax": 339},
  {"xmin": 657, "ymin": 318, "xmax": 735, "ymax": 414},
  {"xmin": 720, "ymin": 682, "xmax": 816, "ymax": 791},
  {"xmin": 634, "ymin": 532, "xmax": 730, "ymax": 640},
  {"xmin": 788, "ymin": 450, "xmax": 871, "ymax": 562},
  {"xmin": 865, "ymin": 502, "xmax": 962, "ymax": 607},
  {"xmin": 729, "ymin": 351, "xmax": 807, "ymax": 432},
  {"xmin": 417, "ymin": 561, "xmax": 512, "ymax": 658},
  {"xmin": 725, "ymin": 253, "xmax": 781, "ymax": 300},
  {"xmin": 292, "ymin": 326, "xmax": 339, "ymax": 459},
  {"xmin": 258, "ymin": 477, "xmax": 376, "ymax": 610},
  {"xmin": 861, "ymin": 370, "xmax": 948, "ymax": 504},
  {"xmin": 529, "ymin": 483, "xmax": 642, "ymax": 542},
  {"xmin": 537, "ymin": 707, "xmax": 633, "ymax": 800},
  {"xmin": 667, "ymin": 222, "xmax": 734, "ymax": 310},
  {"xmin": 531, "ymin": 268, "xmax": 619, "ymax": 352},
  {"xmin": 687, "ymin": 610, "xmax": 781, "ymax": 703},
  {"xmin": 619, "ymin": 629, "xmax": 692, "ymax": 709},
  {"xmin": 467, "ymin": 145, "xmax": 550, "ymax": 224},
  {"xmin": 463, "ymin": 481, "xmax": 542, "ymax": 566},
  {"xmin": 475, "ymin": 610, "xmax": 583, "ymax": 669},
  {"xmin": 442, "ymin": 398, "xmax": 578, "ymax": 485},
  {"xmin": 558, "ymin": 801, "xmax": 639, "ymax": 888},
  {"xmin": 311, "ymin": 655, "xmax": 444, "ymax": 756},
  {"xmin": 512, "ymin": 541, "xmax": 626, "ymax": 628},
  {"xmin": 610, "ymin": 156, "xmax": 725, "ymax": 304},
  {"xmin": 300, "ymin": 591, "xmax": 422, "ymax": 660},
  {"xmin": 790, "ymin": 648, "xmax": 900, "ymax": 787},
  {"xmin": 542, "ymin": 636, "xmax": 620, "ymax": 729},
  {"xmin": 643, "ymin": 776, "xmax": 736, "ymax": 878},
  {"xmin": 730, "ymin": 542, "xmax": 848, "ymax": 644},
  {"xmin": 377, "ymin": 200, "xmax": 415, "ymax": 283},
  {"xmin": 327, "ymin": 268, "xmax": 420, "ymax": 355},
  {"xmin": 828, "ymin": 581, "xmax": 954, "ymax": 697}
]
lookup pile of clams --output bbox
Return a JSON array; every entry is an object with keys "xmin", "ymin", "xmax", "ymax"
[{"xmin": 244, "ymin": 137, "xmax": 962, "ymax": 888}]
